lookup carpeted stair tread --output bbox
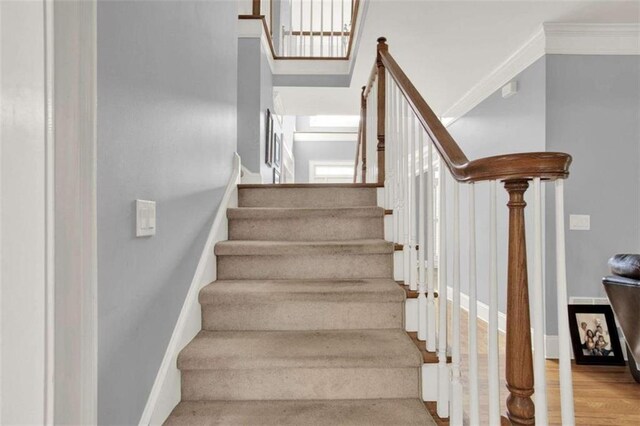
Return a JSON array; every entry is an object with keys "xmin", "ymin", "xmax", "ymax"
[
  {"xmin": 227, "ymin": 206, "xmax": 384, "ymax": 219},
  {"xmin": 238, "ymin": 185, "xmax": 378, "ymax": 208},
  {"xmin": 177, "ymin": 329, "xmax": 422, "ymax": 370},
  {"xmin": 214, "ymin": 239, "xmax": 393, "ymax": 256},
  {"xmin": 165, "ymin": 399, "xmax": 436, "ymax": 425},
  {"xmin": 199, "ymin": 279, "xmax": 405, "ymax": 304}
]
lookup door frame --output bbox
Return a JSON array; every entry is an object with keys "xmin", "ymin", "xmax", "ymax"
[{"xmin": 0, "ymin": 0, "xmax": 98, "ymax": 423}]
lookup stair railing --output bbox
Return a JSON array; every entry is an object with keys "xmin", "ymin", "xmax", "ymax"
[
  {"xmin": 243, "ymin": 0, "xmax": 360, "ymax": 58},
  {"xmin": 356, "ymin": 37, "xmax": 576, "ymax": 425}
]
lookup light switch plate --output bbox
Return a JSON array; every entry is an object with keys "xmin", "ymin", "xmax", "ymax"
[
  {"xmin": 569, "ymin": 214, "xmax": 590, "ymax": 231},
  {"xmin": 136, "ymin": 200, "xmax": 156, "ymax": 237}
]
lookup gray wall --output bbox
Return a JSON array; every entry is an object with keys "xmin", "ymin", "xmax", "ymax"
[
  {"xmin": 237, "ymin": 38, "xmax": 261, "ymax": 174},
  {"xmin": 447, "ymin": 54, "xmax": 640, "ymax": 335},
  {"xmin": 544, "ymin": 55, "xmax": 640, "ymax": 334},
  {"xmin": 294, "ymin": 139, "xmax": 357, "ymax": 182},
  {"xmin": 237, "ymin": 38, "xmax": 275, "ymax": 183},
  {"xmin": 97, "ymin": 1, "xmax": 237, "ymax": 424},
  {"xmin": 447, "ymin": 57, "xmax": 547, "ymax": 314}
]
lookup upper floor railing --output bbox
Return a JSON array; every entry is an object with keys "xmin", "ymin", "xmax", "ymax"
[
  {"xmin": 241, "ymin": 0, "xmax": 360, "ymax": 59},
  {"xmin": 356, "ymin": 37, "xmax": 576, "ymax": 425}
]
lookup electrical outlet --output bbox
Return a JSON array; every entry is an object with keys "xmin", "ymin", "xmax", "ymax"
[{"xmin": 136, "ymin": 200, "xmax": 156, "ymax": 237}]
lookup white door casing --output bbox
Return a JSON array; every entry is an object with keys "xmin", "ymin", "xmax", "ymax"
[{"xmin": 0, "ymin": 0, "xmax": 98, "ymax": 423}]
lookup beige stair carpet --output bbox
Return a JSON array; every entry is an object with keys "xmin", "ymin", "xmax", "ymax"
[{"xmin": 166, "ymin": 184, "xmax": 436, "ymax": 425}]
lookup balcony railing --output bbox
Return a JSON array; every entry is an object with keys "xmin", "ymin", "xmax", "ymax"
[{"xmin": 242, "ymin": 0, "xmax": 360, "ymax": 59}]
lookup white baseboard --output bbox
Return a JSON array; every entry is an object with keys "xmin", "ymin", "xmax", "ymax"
[
  {"xmin": 139, "ymin": 154, "xmax": 242, "ymax": 425},
  {"xmin": 241, "ymin": 165, "xmax": 262, "ymax": 184},
  {"xmin": 422, "ymin": 364, "xmax": 439, "ymax": 401},
  {"xmin": 405, "ymin": 298, "xmax": 418, "ymax": 332},
  {"xmin": 393, "ymin": 251, "xmax": 404, "ymax": 281},
  {"xmin": 376, "ymin": 187, "xmax": 385, "ymax": 208},
  {"xmin": 446, "ymin": 287, "xmax": 507, "ymax": 333}
]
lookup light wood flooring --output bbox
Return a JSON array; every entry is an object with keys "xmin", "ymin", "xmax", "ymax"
[{"xmin": 422, "ymin": 304, "xmax": 640, "ymax": 425}]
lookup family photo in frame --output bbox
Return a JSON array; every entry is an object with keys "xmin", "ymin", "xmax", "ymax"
[{"xmin": 568, "ymin": 304, "xmax": 625, "ymax": 366}]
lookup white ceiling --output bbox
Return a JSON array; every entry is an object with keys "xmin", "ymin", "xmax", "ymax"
[{"xmin": 277, "ymin": 0, "xmax": 640, "ymax": 116}]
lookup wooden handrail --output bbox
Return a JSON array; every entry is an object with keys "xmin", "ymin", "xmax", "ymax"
[
  {"xmin": 363, "ymin": 38, "xmax": 572, "ymax": 183},
  {"xmin": 356, "ymin": 37, "xmax": 574, "ymax": 426}
]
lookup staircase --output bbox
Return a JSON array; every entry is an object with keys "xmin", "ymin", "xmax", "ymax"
[{"xmin": 165, "ymin": 184, "xmax": 435, "ymax": 425}]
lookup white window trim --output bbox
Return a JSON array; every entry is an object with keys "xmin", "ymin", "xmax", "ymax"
[{"xmin": 308, "ymin": 160, "xmax": 355, "ymax": 183}]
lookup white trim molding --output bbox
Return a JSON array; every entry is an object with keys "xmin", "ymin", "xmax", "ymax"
[
  {"xmin": 446, "ymin": 287, "xmax": 507, "ymax": 334},
  {"xmin": 443, "ymin": 23, "xmax": 640, "ymax": 124},
  {"xmin": 140, "ymin": 154, "xmax": 242, "ymax": 425},
  {"xmin": 294, "ymin": 132, "xmax": 358, "ymax": 143},
  {"xmin": 544, "ymin": 23, "xmax": 640, "ymax": 55},
  {"xmin": 241, "ymin": 165, "xmax": 263, "ymax": 184}
]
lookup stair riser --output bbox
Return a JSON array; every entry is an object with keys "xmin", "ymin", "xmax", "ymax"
[
  {"xmin": 239, "ymin": 188, "xmax": 377, "ymax": 208},
  {"xmin": 217, "ymin": 254, "xmax": 393, "ymax": 280},
  {"xmin": 202, "ymin": 301, "xmax": 403, "ymax": 330},
  {"xmin": 181, "ymin": 367, "xmax": 420, "ymax": 400},
  {"xmin": 228, "ymin": 217, "xmax": 383, "ymax": 241}
]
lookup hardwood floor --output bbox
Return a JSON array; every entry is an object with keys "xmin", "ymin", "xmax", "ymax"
[{"xmin": 422, "ymin": 304, "xmax": 640, "ymax": 425}]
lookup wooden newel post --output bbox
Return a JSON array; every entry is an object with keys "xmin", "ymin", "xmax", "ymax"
[
  {"xmin": 376, "ymin": 37, "xmax": 387, "ymax": 185},
  {"xmin": 252, "ymin": 0, "xmax": 261, "ymax": 16},
  {"xmin": 504, "ymin": 179, "xmax": 535, "ymax": 425},
  {"xmin": 361, "ymin": 86, "xmax": 367, "ymax": 182}
]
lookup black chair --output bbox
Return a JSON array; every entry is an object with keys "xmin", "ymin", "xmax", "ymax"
[{"xmin": 602, "ymin": 254, "xmax": 640, "ymax": 383}]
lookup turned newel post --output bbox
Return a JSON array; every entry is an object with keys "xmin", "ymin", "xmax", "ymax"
[
  {"xmin": 504, "ymin": 179, "xmax": 535, "ymax": 425},
  {"xmin": 376, "ymin": 37, "xmax": 387, "ymax": 185},
  {"xmin": 361, "ymin": 85, "xmax": 367, "ymax": 182}
]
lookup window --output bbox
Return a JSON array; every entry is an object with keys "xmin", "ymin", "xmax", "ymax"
[
  {"xmin": 309, "ymin": 115, "xmax": 360, "ymax": 128},
  {"xmin": 309, "ymin": 161, "xmax": 355, "ymax": 183}
]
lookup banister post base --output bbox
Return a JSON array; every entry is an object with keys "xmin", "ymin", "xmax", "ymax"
[{"xmin": 504, "ymin": 179, "xmax": 535, "ymax": 426}]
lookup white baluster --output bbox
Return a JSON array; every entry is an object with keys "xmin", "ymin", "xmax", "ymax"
[
  {"xmin": 410, "ymin": 115, "xmax": 418, "ymax": 292},
  {"xmin": 437, "ymin": 156, "xmax": 449, "ymax": 418},
  {"xmin": 330, "ymin": 0, "xmax": 334, "ymax": 56},
  {"xmin": 397, "ymin": 96, "xmax": 404, "ymax": 277},
  {"xmin": 371, "ymin": 82, "xmax": 376, "ymax": 180},
  {"xmin": 417, "ymin": 125, "xmax": 427, "ymax": 341},
  {"xmin": 402, "ymin": 101, "xmax": 412, "ymax": 289},
  {"xmin": 320, "ymin": 0, "xmax": 323, "ymax": 57},
  {"xmin": 555, "ymin": 179, "xmax": 576, "ymax": 425},
  {"xmin": 426, "ymin": 135, "xmax": 436, "ymax": 352},
  {"xmin": 289, "ymin": 0, "xmax": 293, "ymax": 56},
  {"xmin": 393, "ymin": 84, "xmax": 401, "ymax": 245},
  {"xmin": 384, "ymin": 73, "xmax": 393, "ymax": 209},
  {"xmin": 299, "ymin": 0, "xmax": 303, "ymax": 56},
  {"xmin": 451, "ymin": 180, "xmax": 463, "ymax": 426},
  {"xmin": 309, "ymin": 0, "xmax": 313, "ymax": 56},
  {"xmin": 366, "ymin": 84, "xmax": 372, "ymax": 182},
  {"xmin": 488, "ymin": 180, "xmax": 500, "ymax": 426},
  {"xmin": 532, "ymin": 177, "xmax": 549, "ymax": 424},
  {"xmin": 340, "ymin": 0, "xmax": 345, "ymax": 56},
  {"xmin": 468, "ymin": 183, "xmax": 480, "ymax": 425}
]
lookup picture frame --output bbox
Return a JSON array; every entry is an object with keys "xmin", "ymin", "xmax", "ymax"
[
  {"xmin": 273, "ymin": 133, "xmax": 282, "ymax": 169},
  {"xmin": 265, "ymin": 109, "xmax": 273, "ymax": 166},
  {"xmin": 568, "ymin": 304, "xmax": 625, "ymax": 366},
  {"xmin": 273, "ymin": 168, "xmax": 281, "ymax": 184}
]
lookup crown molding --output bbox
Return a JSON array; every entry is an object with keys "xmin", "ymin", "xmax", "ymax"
[
  {"xmin": 544, "ymin": 23, "xmax": 640, "ymax": 55},
  {"xmin": 442, "ymin": 23, "xmax": 640, "ymax": 125}
]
